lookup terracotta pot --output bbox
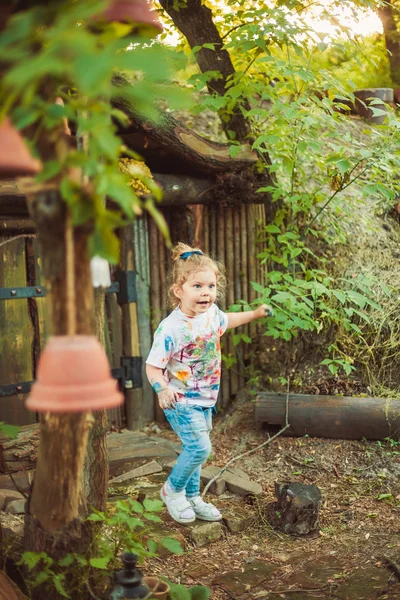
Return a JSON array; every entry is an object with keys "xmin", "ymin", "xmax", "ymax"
[
  {"xmin": 142, "ymin": 577, "xmax": 170, "ymax": 599},
  {"xmin": 0, "ymin": 117, "xmax": 42, "ymax": 178},
  {"xmin": 101, "ymin": 0, "xmax": 163, "ymax": 33},
  {"xmin": 26, "ymin": 335, "xmax": 123, "ymax": 412}
]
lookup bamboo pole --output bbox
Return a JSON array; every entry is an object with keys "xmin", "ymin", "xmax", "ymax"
[
  {"xmin": 203, "ymin": 204, "xmax": 209, "ymax": 255},
  {"xmin": 226, "ymin": 207, "xmax": 239, "ymax": 399},
  {"xmin": 233, "ymin": 207, "xmax": 245, "ymax": 388},
  {"xmin": 218, "ymin": 204, "xmax": 230, "ymax": 408},
  {"xmin": 248, "ymin": 205, "xmax": 257, "ymax": 339},
  {"xmin": 240, "ymin": 203, "xmax": 249, "ymax": 340},
  {"xmin": 134, "ymin": 217, "xmax": 154, "ymax": 422}
]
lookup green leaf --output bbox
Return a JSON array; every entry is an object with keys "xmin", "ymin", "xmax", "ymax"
[
  {"xmin": 143, "ymin": 498, "xmax": 164, "ymax": 512},
  {"xmin": 87, "ymin": 513, "xmax": 105, "ymax": 522},
  {"xmin": 89, "ymin": 556, "xmax": 112, "ymax": 570},
  {"xmin": 36, "ymin": 160, "xmax": 62, "ymax": 183},
  {"xmin": 336, "ymin": 159, "xmax": 351, "ymax": 175},
  {"xmin": 0, "ymin": 422, "xmax": 19, "ymax": 439},
  {"xmin": 190, "ymin": 586, "xmax": 211, "ymax": 600},
  {"xmin": 332, "ymin": 290, "xmax": 346, "ymax": 305},
  {"xmin": 159, "ymin": 537, "xmax": 184, "ymax": 555},
  {"xmin": 58, "ymin": 554, "xmax": 74, "ymax": 567},
  {"xmin": 169, "ymin": 585, "xmax": 191, "ymax": 600},
  {"xmin": 128, "ymin": 499, "xmax": 144, "ymax": 514},
  {"xmin": 143, "ymin": 513, "xmax": 163, "ymax": 523},
  {"xmin": 147, "ymin": 539, "xmax": 158, "ymax": 554},
  {"xmin": 53, "ymin": 575, "xmax": 70, "ymax": 598}
]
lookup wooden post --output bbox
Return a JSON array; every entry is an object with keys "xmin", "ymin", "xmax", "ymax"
[
  {"xmin": 120, "ymin": 225, "xmax": 143, "ymax": 430},
  {"xmin": 24, "ymin": 190, "xmax": 101, "ymax": 561}
]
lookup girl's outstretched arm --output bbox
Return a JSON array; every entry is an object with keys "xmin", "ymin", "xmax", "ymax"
[
  {"xmin": 145, "ymin": 364, "xmax": 177, "ymax": 409},
  {"xmin": 227, "ymin": 304, "xmax": 273, "ymax": 329}
]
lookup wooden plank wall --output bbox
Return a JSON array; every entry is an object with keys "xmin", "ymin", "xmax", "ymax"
[
  {"xmin": 0, "ymin": 234, "xmax": 38, "ymax": 425},
  {"xmin": 143, "ymin": 203, "xmax": 267, "ymax": 418}
]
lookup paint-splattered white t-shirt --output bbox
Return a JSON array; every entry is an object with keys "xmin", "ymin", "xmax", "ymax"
[{"xmin": 146, "ymin": 304, "xmax": 228, "ymax": 407}]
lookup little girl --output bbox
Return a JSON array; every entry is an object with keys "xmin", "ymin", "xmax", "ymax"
[{"xmin": 145, "ymin": 242, "xmax": 272, "ymax": 525}]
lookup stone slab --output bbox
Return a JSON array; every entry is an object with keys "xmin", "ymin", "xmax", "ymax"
[
  {"xmin": 0, "ymin": 470, "xmax": 33, "ymax": 493},
  {"xmin": 0, "ymin": 489, "xmax": 25, "ymax": 511},
  {"xmin": 213, "ymin": 561, "xmax": 276, "ymax": 596},
  {"xmin": 200, "ymin": 466, "xmax": 226, "ymax": 496},
  {"xmin": 109, "ymin": 461, "xmax": 162, "ymax": 485},
  {"xmin": 223, "ymin": 513, "xmax": 253, "ymax": 534},
  {"xmin": 224, "ymin": 472, "xmax": 263, "ymax": 497},
  {"xmin": 7, "ymin": 499, "xmax": 26, "ymax": 515},
  {"xmin": 188, "ymin": 521, "xmax": 223, "ymax": 547}
]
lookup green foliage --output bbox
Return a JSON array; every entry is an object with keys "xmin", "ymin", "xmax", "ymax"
[
  {"xmin": 187, "ymin": 0, "xmax": 400, "ymax": 377},
  {"xmin": 165, "ymin": 580, "xmax": 211, "ymax": 600},
  {"xmin": 0, "ymin": 422, "xmax": 19, "ymax": 439},
  {"xmin": 0, "ymin": 0, "xmax": 190, "ymax": 262},
  {"xmin": 20, "ymin": 498, "xmax": 184, "ymax": 598}
]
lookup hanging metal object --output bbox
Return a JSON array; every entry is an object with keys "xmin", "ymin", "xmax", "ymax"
[
  {"xmin": 99, "ymin": 0, "xmax": 163, "ymax": 35},
  {"xmin": 109, "ymin": 553, "xmax": 150, "ymax": 599},
  {"xmin": 0, "ymin": 117, "xmax": 42, "ymax": 179},
  {"xmin": 26, "ymin": 335, "xmax": 124, "ymax": 413}
]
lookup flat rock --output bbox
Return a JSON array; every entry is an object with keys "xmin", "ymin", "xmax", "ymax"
[
  {"xmin": 334, "ymin": 566, "xmax": 390, "ymax": 599},
  {"xmin": 109, "ymin": 461, "xmax": 162, "ymax": 485},
  {"xmin": 7, "ymin": 499, "xmax": 26, "ymax": 515},
  {"xmin": 108, "ymin": 434, "xmax": 178, "ymax": 479},
  {"xmin": 0, "ymin": 470, "xmax": 33, "ymax": 493},
  {"xmin": 200, "ymin": 466, "xmax": 226, "ymax": 496},
  {"xmin": 224, "ymin": 473, "xmax": 263, "ymax": 497},
  {"xmin": 0, "ymin": 489, "xmax": 25, "ymax": 511},
  {"xmin": 223, "ymin": 513, "xmax": 253, "ymax": 534},
  {"xmin": 213, "ymin": 561, "xmax": 276, "ymax": 596},
  {"xmin": 188, "ymin": 521, "xmax": 223, "ymax": 547}
]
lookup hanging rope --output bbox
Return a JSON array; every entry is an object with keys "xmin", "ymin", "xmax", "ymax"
[{"xmin": 65, "ymin": 214, "xmax": 76, "ymax": 336}]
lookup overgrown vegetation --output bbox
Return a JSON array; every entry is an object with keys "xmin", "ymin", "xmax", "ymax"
[{"xmin": 184, "ymin": 1, "xmax": 400, "ymax": 390}]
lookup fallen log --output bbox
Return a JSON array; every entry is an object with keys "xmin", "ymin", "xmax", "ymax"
[{"xmin": 255, "ymin": 393, "xmax": 400, "ymax": 440}]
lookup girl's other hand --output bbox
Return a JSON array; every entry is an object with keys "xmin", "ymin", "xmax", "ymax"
[
  {"xmin": 158, "ymin": 387, "xmax": 177, "ymax": 409},
  {"xmin": 254, "ymin": 304, "xmax": 274, "ymax": 319}
]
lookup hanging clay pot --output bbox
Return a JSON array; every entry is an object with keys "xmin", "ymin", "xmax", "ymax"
[
  {"xmin": 0, "ymin": 117, "xmax": 42, "ymax": 178},
  {"xmin": 100, "ymin": 0, "xmax": 163, "ymax": 34},
  {"xmin": 26, "ymin": 335, "xmax": 123, "ymax": 413},
  {"xmin": 142, "ymin": 577, "xmax": 170, "ymax": 600}
]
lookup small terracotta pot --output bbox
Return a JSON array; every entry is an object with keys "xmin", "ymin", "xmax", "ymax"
[
  {"xmin": 142, "ymin": 577, "xmax": 170, "ymax": 599},
  {"xmin": 26, "ymin": 335, "xmax": 123, "ymax": 413},
  {"xmin": 101, "ymin": 0, "xmax": 163, "ymax": 33},
  {"xmin": 0, "ymin": 117, "xmax": 42, "ymax": 178}
]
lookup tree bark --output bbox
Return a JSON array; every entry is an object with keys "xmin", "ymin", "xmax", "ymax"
[
  {"xmin": 378, "ymin": 2, "xmax": 400, "ymax": 87},
  {"xmin": 255, "ymin": 393, "xmax": 400, "ymax": 440},
  {"xmin": 159, "ymin": 0, "xmax": 252, "ymax": 142},
  {"xmin": 113, "ymin": 94, "xmax": 257, "ymax": 176},
  {"xmin": 23, "ymin": 191, "xmax": 106, "ymax": 585}
]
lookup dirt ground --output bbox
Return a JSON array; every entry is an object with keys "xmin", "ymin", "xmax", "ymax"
[{"xmin": 145, "ymin": 396, "xmax": 400, "ymax": 600}]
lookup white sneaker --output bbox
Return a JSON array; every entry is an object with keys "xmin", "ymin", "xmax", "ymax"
[
  {"xmin": 160, "ymin": 482, "xmax": 196, "ymax": 524},
  {"xmin": 188, "ymin": 496, "xmax": 222, "ymax": 521}
]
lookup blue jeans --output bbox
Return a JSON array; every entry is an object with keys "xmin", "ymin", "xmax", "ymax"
[{"xmin": 164, "ymin": 403, "xmax": 212, "ymax": 498}]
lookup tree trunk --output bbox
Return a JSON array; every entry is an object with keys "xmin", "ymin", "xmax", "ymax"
[
  {"xmin": 23, "ymin": 191, "xmax": 107, "ymax": 598},
  {"xmin": 159, "ymin": 0, "xmax": 251, "ymax": 142},
  {"xmin": 378, "ymin": 2, "xmax": 400, "ymax": 87}
]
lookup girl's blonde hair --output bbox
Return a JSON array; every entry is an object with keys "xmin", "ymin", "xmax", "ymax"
[{"xmin": 167, "ymin": 242, "xmax": 226, "ymax": 308}]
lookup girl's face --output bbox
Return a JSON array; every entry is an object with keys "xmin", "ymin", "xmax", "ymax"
[{"xmin": 174, "ymin": 269, "xmax": 217, "ymax": 317}]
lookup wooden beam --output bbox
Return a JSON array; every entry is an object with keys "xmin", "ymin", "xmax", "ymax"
[{"xmin": 255, "ymin": 393, "xmax": 400, "ymax": 440}]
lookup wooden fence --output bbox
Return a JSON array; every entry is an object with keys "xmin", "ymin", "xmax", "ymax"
[{"xmin": 0, "ymin": 202, "xmax": 267, "ymax": 427}]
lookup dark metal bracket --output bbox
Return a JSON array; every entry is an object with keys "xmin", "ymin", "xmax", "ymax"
[
  {"xmin": 0, "ymin": 356, "xmax": 142, "ymax": 398},
  {"xmin": 0, "ymin": 270, "xmax": 137, "ymax": 304}
]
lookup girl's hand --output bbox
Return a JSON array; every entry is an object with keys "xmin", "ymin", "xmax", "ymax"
[
  {"xmin": 254, "ymin": 304, "xmax": 274, "ymax": 319},
  {"xmin": 158, "ymin": 387, "xmax": 177, "ymax": 409}
]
